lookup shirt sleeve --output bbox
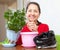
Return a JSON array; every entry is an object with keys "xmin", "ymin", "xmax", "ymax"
[
  {"xmin": 38, "ymin": 24, "xmax": 49, "ymax": 34},
  {"xmin": 16, "ymin": 35, "xmax": 22, "ymax": 45},
  {"xmin": 21, "ymin": 25, "xmax": 31, "ymax": 32},
  {"xmin": 43, "ymin": 24, "xmax": 49, "ymax": 32}
]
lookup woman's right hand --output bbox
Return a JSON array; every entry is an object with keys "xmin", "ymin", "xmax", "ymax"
[{"xmin": 27, "ymin": 21, "xmax": 38, "ymax": 32}]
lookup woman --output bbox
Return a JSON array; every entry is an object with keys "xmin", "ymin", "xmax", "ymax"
[{"xmin": 16, "ymin": 2, "xmax": 49, "ymax": 45}]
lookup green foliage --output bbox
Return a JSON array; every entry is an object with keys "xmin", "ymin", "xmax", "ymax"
[
  {"xmin": 0, "ymin": 38, "xmax": 9, "ymax": 45},
  {"xmin": 4, "ymin": 8, "xmax": 26, "ymax": 33},
  {"xmin": 55, "ymin": 35, "xmax": 60, "ymax": 50}
]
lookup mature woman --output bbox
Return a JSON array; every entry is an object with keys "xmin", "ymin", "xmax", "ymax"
[{"xmin": 16, "ymin": 2, "xmax": 49, "ymax": 45}]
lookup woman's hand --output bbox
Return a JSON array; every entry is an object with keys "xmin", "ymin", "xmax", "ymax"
[{"xmin": 27, "ymin": 21, "xmax": 38, "ymax": 31}]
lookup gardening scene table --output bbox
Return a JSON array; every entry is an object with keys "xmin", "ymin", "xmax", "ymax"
[{"xmin": 0, "ymin": 45, "xmax": 56, "ymax": 50}]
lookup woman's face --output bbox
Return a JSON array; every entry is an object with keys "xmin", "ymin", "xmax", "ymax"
[{"xmin": 26, "ymin": 4, "xmax": 40, "ymax": 22}]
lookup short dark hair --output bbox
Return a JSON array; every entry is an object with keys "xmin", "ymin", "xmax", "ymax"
[{"xmin": 26, "ymin": 2, "xmax": 41, "ymax": 14}]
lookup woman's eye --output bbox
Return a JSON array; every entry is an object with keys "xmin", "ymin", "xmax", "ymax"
[
  {"xmin": 34, "ymin": 10, "xmax": 38, "ymax": 13},
  {"xmin": 28, "ymin": 10, "xmax": 32, "ymax": 12}
]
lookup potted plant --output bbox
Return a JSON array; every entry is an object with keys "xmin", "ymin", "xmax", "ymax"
[{"xmin": 4, "ymin": 8, "xmax": 26, "ymax": 44}]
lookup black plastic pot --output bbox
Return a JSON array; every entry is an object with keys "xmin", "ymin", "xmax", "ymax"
[{"xmin": 33, "ymin": 30, "xmax": 56, "ymax": 48}]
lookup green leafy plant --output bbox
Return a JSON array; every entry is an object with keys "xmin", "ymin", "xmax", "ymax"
[
  {"xmin": 0, "ymin": 38, "xmax": 9, "ymax": 45},
  {"xmin": 4, "ymin": 8, "xmax": 26, "ymax": 33}
]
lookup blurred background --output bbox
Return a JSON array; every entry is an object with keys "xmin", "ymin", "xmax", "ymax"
[{"xmin": 0, "ymin": 0, "xmax": 60, "ymax": 41}]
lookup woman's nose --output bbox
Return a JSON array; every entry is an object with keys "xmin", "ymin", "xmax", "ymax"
[{"xmin": 31, "ymin": 11, "xmax": 35, "ymax": 15}]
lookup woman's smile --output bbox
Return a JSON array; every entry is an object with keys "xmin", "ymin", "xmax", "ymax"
[{"xmin": 26, "ymin": 4, "xmax": 40, "ymax": 22}]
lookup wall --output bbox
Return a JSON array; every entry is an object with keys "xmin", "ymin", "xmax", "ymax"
[
  {"xmin": 0, "ymin": 3, "xmax": 8, "ymax": 41},
  {"xmin": 0, "ymin": 1, "xmax": 17, "ymax": 41},
  {"xmin": 30, "ymin": 0, "xmax": 60, "ymax": 35},
  {"xmin": 17, "ymin": 0, "xmax": 30, "ymax": 10},
  {"xmin": 17, "ymin": 0, "xmax": 23, "ymax": 10},
  {"xmin": 8, "ymin": 0, "xmax": 17, "ymax": 10}
]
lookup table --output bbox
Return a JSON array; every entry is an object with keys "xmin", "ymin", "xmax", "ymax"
[{"xmin": 0, "ymin": 45, "xmax": 57, "ymax": 50}]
